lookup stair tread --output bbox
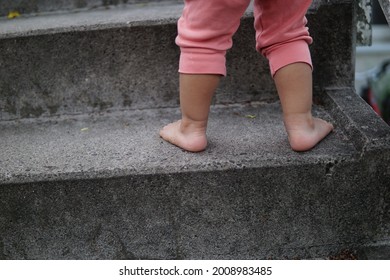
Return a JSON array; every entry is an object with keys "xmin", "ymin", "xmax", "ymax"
[
  {"xmin": 0, "ymin": 1, "xmax": 183, "ymax": 17},
  {"xmin": 0, "ymin": 102, "xmax": 356, "ymax": 185},
  {"xmin": 0, "ymin": 2, "xmax": 184, "ymax": 39}
]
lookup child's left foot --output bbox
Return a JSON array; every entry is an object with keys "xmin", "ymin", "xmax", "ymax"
[{"xmin": 159, "ymin": 120, "xmax": 208, "ymax": 152}]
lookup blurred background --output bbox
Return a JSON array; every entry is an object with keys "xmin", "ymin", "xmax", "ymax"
[{"xmin": 355, "ymin": 0, "xmax": 390, "ymax": 124}]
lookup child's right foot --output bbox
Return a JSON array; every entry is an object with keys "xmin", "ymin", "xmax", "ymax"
[
  {"xmin": 284, "ymin": 113, "xmax": 334, "ymax": 152},
  {"xmin": 159, "ymin": 120, "xmax": 208, "ymax": 152}
]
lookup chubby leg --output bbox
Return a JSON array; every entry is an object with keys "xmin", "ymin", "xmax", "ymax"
[
  {"xmin": 254, "ymin": 0, "xmax": 333, "ymax": 151},
  {"xmin": 160, "ymin": 0, "xmax": 250, "ymax": 152},
  {"xmin": 159, "ymin": 74, "xmax": 220, "ymax": 152},
  {"xmin": 274, "ymin": 63, "xmax": 333, "ymax": 151}
]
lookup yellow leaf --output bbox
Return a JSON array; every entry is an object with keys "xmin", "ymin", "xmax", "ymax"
[
  {"xmin": 7, "ymin": 11, "xmax": 21, "ymax": 19},
  {"xmin": 245, "ymin": 114, "xmax": 256, "ymax": 119}
]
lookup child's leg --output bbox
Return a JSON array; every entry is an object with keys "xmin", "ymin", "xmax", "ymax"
[
  {"xmin": 274, "ymin": 63, "xmax": 334, "ymax": 152},
  {"xmin": 254, "ymin": 0, "xmax": 333, "ymax": 151},
  {"xmin": 160, "ymin": 74, "xmax": 220, "ymax": 152},
  {"xmin": 160, "ymin": 0, "xmax": 250, "ymax": 152}
]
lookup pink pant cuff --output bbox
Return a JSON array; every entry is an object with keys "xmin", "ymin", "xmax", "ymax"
[
  {"xmin": 179, "ymin": 50, "xmax": 227, "ymax": 76},
  {"xmin": 267, "ymin": 40, "xmax": 312, "ymax": 77}
]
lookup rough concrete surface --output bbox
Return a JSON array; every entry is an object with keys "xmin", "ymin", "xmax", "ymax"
[
  {"xmin": 0, "ymin": 0, "xmax": 182, "ymax": 17},
  {"xmin": 0, "ymin": 2, "xmax": 184, "ymax": 39},
  {"xmin": 0, "ymin": 0, "xmax": 372, "ymax": 46},
  {"xmin": 357, "ymin": 243, "xmax": 390, "ymax": 259},
  {"xmin": 0, "ymin": 1, "xmax": 355, "ymax": 121},
  {"xmin": 357, "ymin": 0, "xmax": 372, "ymax": 46},
  {"xmin": 0, "ymin": 102, "xmax": 353, "ymax": 185},
  {"xmin": 0, "ymin": 5, "xmax": 271, "ymax": 121},
  {"xmin": 1, "ymin": 94, "xmax": 390, "ymax": 259},
  {"xmin": 0, "ymin": 0, "xmax": 389, "ymax": 260},
  {"xmin": 378, "ymin": 0, "xmax": 390, "ymax": 25}
]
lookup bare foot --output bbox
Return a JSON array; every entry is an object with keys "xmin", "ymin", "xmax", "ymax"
[
  {"xmin": 159, "ymin": 120, "xmax": 208, "ymax": 152},
  {"xmin": 284, "ymin": 114, "xmax": 334, "ymax": 152}
]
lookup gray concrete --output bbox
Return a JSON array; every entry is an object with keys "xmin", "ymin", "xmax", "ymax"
[
  {"xmin": 0, "ymin": 0, "xmax": 389, "ymax": 260},
  {"xmin": 0, "ymin": 1, "xmax": 355, "ymax": 121},
  {"xmin": 0, "ymin": 0, "xmax": 181, "ymax": 17},
  {"xmin": 1, "ymin": 94, "xmax": 389, "ymax": 259},
  {"xmin": 357, "ymin": 0, "xmax": 373, "ymax": 46},
  {"xmin": 378, "ymin": 0, "xmax": 390, "ymax": 25},
  {"xmin": 0, "ymin": 102, "xmax": 354, "ymax": 185},
  {"xmin": 357, "ymin": 243, "xmax": 390, "ymax": 259},
  {"xmin": 0, "ymin": 3, "xmax": 269, "ymax": 121},
  {"xmin": 0, "ymin": 0, "xmax": 372, "ymax": 46},
  {"xmin": 0, "ymin": 2, "xmax": 184, "ymax": 38}
]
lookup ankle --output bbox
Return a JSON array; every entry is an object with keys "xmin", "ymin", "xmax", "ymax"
[
  {"xmin": 283, "ymin": 112, "xmax": 313, "ymax": 131},
  {"xmin": 180, "ymin": 118, "xmax": 208, "ymax": 135}
]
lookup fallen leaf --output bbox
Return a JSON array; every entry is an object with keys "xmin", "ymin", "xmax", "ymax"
[
  {"xmin": 80, "ymin": 127, "xmax": 89, "ymax": 132},
  {"xmin": 7, "ymin": 11, "xmax": 21, "ymax": 19},
  {"xmin": 245, "ymin": 114, "xmax": 256, "ymax": 119}
]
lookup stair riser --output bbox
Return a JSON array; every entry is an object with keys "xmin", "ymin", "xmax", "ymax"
[
  {"xmin": 0, "ymin": 3, "xmax": 355, "ymax": 121},
  {"xmin": 0, "ymin": 24, "xmax": 182, "ymax": 120},
  {"xmin": 0, "ymin": 19, "xmax": 274, "ymax": 120},
  {"xmin": 1, "ymin": 156, "xmax": 388, "ymax": 259}
]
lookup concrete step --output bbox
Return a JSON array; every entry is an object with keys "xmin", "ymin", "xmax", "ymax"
[
  {"xmin": 1, "ymin": 87, "xmax": 390, "ymax": 259},
  {"xmin": 0, "ymin": 2, "xmax": 273, "ymax": 121},
  {"xmin": 0, "ymin": 101, "xmax": 353, "ymax": 185},
  {"xmin": 0, "ymin": 1, "xmax": 354, "ymax": 121},
  {"xmin": 0, "ymin": 0, "xmax": 181, "ymax": 17},
  {"xmin": 1, "ymin": 0, "xmax": 389, "ymax": 260}
]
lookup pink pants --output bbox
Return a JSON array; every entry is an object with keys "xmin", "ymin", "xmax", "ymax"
[{"xmin": 176, "ymin": 0, "xmax": 313, "ymax": 77}]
